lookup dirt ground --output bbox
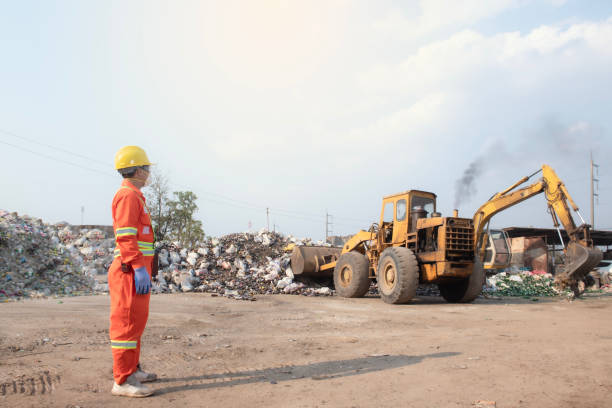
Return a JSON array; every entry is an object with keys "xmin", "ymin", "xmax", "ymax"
[{"xmin": 1, "ymin": 292, "xmax": 612, "ymax": 408}]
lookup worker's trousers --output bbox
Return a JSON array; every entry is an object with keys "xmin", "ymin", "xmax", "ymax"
[{"xmin": 108, "ymin": 258, "xmax": 151, "ymax": 385}]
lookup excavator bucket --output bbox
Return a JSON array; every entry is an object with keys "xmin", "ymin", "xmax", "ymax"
[
  {"xmin": 290, "ymin": 246, "xmax": 342, "ymax": 277},
  {"xmin": 555, "ymin": 242, "xmax": 602, "ymax": 288}
]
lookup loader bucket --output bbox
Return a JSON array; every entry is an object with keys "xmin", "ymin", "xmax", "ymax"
[
  {"xmin": 290, "ymin": 246, "xmax": 342, "ymax": 277},
  {"xmin": 556, "ymin": 242, "xmax": 602, "ymax": 285}
]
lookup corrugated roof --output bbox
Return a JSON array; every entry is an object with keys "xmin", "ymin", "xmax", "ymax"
[{"xmin": 503, "ymin": 227, "xmax": 612, "ymax": 246}]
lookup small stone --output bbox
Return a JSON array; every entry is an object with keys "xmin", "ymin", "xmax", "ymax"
[{"xmin": 472, "ymin": 401, "xmax": 496, "ymax": 407}]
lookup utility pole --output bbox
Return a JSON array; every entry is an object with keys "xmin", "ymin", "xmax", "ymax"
[
  {"xmin": 325, "ymin": 210, "xmax": 328, "ymax": 242},
  {"xmin": 266, "ymin": 208, "xmax": 270, "ymax": 232},
  {"xmin": 591, "ymin": 152, "xmax": 599, "ymax": 229},
  {"xmin": 325, "ymin": 211, "xmax": 333, "ymax": 243},
  {"xmin": 80, "ymin": 206, "xmax": 84, "ymax": 225}
]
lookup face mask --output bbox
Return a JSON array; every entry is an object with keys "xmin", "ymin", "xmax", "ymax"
[
  {"xmin": 143, "ymin": 172, "xmax": 152, "ymax": 187},
  {"xmin": 129, "ymin": 168, "xmax": 151, "ymax": 187}
]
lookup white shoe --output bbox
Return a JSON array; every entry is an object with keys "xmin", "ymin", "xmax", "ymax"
[
  {"xmin": 134, "ymin": 366, "xmax": 158, "ymax": 383},
  {"xmin": 111, "ymin": 373, "xmax": 154, "ymax": 398}
]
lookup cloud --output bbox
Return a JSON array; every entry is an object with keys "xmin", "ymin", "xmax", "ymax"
[
  {"xmin": 373, "ymin": 0, "xmax": 522, "ymax": 39},
  {"xmin": 361, "ymin": 17, "xmax": 612, "ymax": 96},
  {"xmin": 373, "ymin": 1, "xmax": 574, "ymax": 41},
  {"xmin": 341, "ymin": 92, "xmax": 451, "ymax": 141}
]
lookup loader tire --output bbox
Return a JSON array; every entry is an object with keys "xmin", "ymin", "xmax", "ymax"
[
  {"xmin": 376, "ymin": 247, "xmax": 419, "ymax": 304},
  {"xmin": 438, "ymin": 259, "xmax": 485, "ymax": 303},
  {"xmin": 333, "ymin": 252, "xmax": 371, "ymax": 298}
]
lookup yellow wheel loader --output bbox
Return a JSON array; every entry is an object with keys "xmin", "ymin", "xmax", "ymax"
[
  {"xmin": 290, "ymin": 164, "xmax": 602, "ymax": 303},
  {"xmin": 291, "ymin": 190, "xmax": 484, "ymax": 304}
]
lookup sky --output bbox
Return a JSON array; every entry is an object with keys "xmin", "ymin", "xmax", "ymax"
[{"xmin": 1, "ymin": 0, "xmax": 611, "ymax": 241}]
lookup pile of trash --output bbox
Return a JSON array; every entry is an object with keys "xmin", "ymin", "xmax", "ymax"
[
  {"xmin": 0, "ymin": 209, "xmax": 336, "ymax": 302},
  {"xmin": 152, "ymin": 231, "xmax": 334, "ymax": 301},
  {"xmin": 0, "ymin": 210, "xmax": 114, "ymax": 300},
  {"xmin": 485, "ymin": 271, "xmax": 561, "ymax": 297}
]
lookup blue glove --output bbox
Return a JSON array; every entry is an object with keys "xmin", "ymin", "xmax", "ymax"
[{"xmin": 134, "ymin": 266, "xmax": 151, "ymax": 295}]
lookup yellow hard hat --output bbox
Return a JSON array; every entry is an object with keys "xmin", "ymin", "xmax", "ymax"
[{"xmin": 114, "ymin": 146, "xmax": 152, "ymax": 170}]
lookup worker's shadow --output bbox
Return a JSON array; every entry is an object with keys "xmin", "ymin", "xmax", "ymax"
[{"xmin": 153, "ymin": 352, "xmax": 459, "ymax": 395}]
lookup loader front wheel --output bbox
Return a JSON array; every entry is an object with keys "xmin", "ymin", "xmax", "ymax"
[
  {"xmin": 376, "ymin": 247, "xmax": 419, "ymax": 304},
  {"xmin": 438, "ymin": 259, "xmax": 485, "ymax": 303},
  {"xmin": 333, "ymin": 252, "xmax": 371, "ymax": 298}
]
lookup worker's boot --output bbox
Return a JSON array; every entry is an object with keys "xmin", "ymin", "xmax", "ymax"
[
  {"xmin": 134, "ymin": 364, "xmax": 158, "ymax": 383},
  {"xmin": 111, "ymin": 373, "xmax": 154, "ymax": 398}
]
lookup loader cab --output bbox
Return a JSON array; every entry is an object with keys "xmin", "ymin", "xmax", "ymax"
[
  {"xmin": 380, "ymin": 190, "xmax": 437, "ymax": 245},
  {"xmin": 482, "ymin": 229, "xmax": 511, "ymax": 270}
]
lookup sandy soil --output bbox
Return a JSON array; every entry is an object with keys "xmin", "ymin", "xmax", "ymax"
[{"xmin": 1, "ymin": 292, "xmax": 611, "ymax": 408}]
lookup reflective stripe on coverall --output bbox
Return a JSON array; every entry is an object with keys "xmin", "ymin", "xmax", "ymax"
[{"xmin": 109, "ymin": 179, "xmax": 154, "ymax": 385}]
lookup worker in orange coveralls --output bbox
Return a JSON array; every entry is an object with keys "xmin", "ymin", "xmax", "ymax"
[{"xmin": 109, "ymin": 146, "xmax": 157, "ymax": 398}]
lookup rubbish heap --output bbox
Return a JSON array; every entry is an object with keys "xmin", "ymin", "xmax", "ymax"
[
  {"xmin": 153, "ymin": 231, "xmax": 334, "ymax": 301},
  {"xmin": 0, "ymin": 210, "xmax": 114, "ymax": 300},
  {"xmin": 485, "ymin": 270, "xmax": 562, "ymax": 297}
]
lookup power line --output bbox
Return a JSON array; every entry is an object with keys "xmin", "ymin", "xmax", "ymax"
[
  {"xmin": 162, "ymin": 179, "xmax": 364, "ymax": 228},
  {"xmin": 333, "ymin": 215, "xmax": 372, "ymax": 223},
  {"xmin": 272, "ymin": 206, "xmax": 370, "ymax": 223},
  {"xmin": 1, "ymin": 129, "xmax": 369, "ymax": 232},
  {"xmin": 271, "ymin": 208, "xmax": 324, "ymax": 221},
  {"xmin": 195, "ymin": 191, "xmax": 369, "ymax": 228},
  {"xmin": 0, "ymin": 139, "xmax": 115, "ymax": 178},
  {"xmin": 198, "ymin": 189, "xmax": 267, "ymax": 210},
  {"xmin": 196, "ymin": 194, "xmax": 365, "ymax": 227},
  {"xmin": 198, "ymin": 189, "xmax": 370, "ymax": 223},
  {"xmin": 191, "ymin": 186, "xmax": 370, "ymax": 224},
  {"xmin": 0, "ymin": 128, "xmax": 109, "ymax": 167},
  {"xmin": 198, "ymin": 195, "xmax": 265, "ymax": 213},
  {"xmin": 195, "ymin": 193, "xmax": 349, "ymax": 225}
]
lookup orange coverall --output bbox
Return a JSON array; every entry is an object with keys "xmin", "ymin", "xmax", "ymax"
[{"xmin": 108, "ymin": 179, "xmax": 155, "ymax": 385}]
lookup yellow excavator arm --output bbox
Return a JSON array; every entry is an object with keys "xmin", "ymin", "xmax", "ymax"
[{"xmin": 472, "ymin": 164, "xmax": 602, "ymax": 289}]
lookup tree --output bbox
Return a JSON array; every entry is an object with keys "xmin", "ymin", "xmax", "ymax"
[
  {"xmin": 143, "ymin": 169, "xmax": 204, "ymax": 247},
  {"xmin": 166, "ymin": 191, "xmax": 205, "ymax": 248},
  {"xmin": 143, "ymin": 168, "xmax": 171, "ymax": 242}
]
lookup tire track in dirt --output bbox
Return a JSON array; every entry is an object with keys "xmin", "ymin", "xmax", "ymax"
[{"xmin": 0, "ymin": 371, "xmax": 60, "ymax": 396}]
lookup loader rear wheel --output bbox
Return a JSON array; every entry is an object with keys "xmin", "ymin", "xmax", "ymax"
[
  {"xmin": 376, "ymin": 247, "xmax": 419, "ymax": 304},
  {"xmin": 438, "ymin": 259, "xmax": 485, "ymax": 303},
  {"xmin": 333, "ymin": 252, "xmax": 371, "ymax": 298}
]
